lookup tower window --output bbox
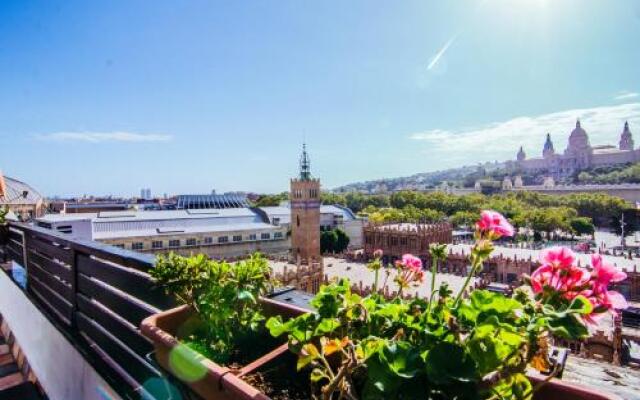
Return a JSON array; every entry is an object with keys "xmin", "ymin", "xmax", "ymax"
[{"xmin": 297, "ymin": 215, "xmax": 300, "ymax": 227}]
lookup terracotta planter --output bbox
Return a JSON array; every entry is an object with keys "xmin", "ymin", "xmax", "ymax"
[
  {"xmin": 142, "ymin": 299, "xmax": 620, "ymax": 400},
  {"xmin": 529, "ymin": 372, "xmax": 622, "ymax": 400},
  {"xmin": 141, "ymin": 297, "xmax": 308, "ymax": 400}
]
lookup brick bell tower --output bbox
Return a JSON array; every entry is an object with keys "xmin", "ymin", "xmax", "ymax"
[{"xmin": 290, "ymin": 144, "xmax": 321, "ymax": 263}]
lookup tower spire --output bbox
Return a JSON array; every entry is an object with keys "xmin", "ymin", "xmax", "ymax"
[{"xmin": 299, "ymin": 143, "xmax": 312, "ymax": 180}]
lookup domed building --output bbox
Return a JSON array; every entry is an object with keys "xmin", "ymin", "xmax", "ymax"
[
  {"xmin": 508, "ymin": 120, "xmax": 639, "ymax": 178},
  {"xmin": 0, "ymin": 171, "xmax": 46, "ymax": 221}
]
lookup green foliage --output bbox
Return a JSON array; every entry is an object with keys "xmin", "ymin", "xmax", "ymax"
[
  {"xmin": 570, "ymin": 216, "xmax": 595, "ymax": 236},
  {"xmin": 253, "ymin": 192, "xmax": 289, "ymax": 207},
  {"xmin": 334, "ymin": 228, "xmax": 350, "ymax": 252},
  {"xmin": 576, "ymin": 162, "xmax": 640, "ymax": 184},
  {"xmin": 0, "ymin": 207, "xmax": 7, "ymax": 225},
  {"xmin": 267, "ymin": 272, "xmax": 592, "ymax": 399},
  {"xmin": 320, "ymin": 228, "xmax": 350, "ymax": 253},
  {"xmin": 266, "ymin": 236, "xmax": 593, "ymax": 400},
  {"xmin": 150, "ymin": 253, "xmax": 273, "ymax": 364},
  {"xmin": 320, "ymin": 230, "xmax": 338, "ymax": 253}
]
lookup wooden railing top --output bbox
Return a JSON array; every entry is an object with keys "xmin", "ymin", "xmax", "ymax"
[{"xmin": 8, "ymin": 221, "xmax": 155, "ymax": 272}]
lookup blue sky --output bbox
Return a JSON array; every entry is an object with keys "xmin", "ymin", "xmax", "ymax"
[{"xmin": 1, "ymin": 0, "xmax": 640, "ymax": 197}]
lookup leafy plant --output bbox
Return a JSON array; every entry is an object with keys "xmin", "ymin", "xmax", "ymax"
[
  {"xmin": 267, "ymin": 211, "xmax": 627, "ymax": 400},
  {"xmin": 150, "ymin": 252, "xmax": 274, "ymax": 364},
  {"xmin": 0, "ymin": 207, "xmax": 8, "ymax": 225}
]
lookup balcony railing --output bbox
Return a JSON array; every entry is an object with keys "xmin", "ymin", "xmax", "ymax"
[{"xmin": 1, "ymin": 222, "xmax": 177, "ymax": 399}]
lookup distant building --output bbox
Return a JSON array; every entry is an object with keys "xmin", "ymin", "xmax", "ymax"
[
  {"xmin": 508, "ymin": 120, "xmax": 638, "ymax": 178},
  {"xmin": 176, "ymin": 193, "xmax": 250, "ymax": 209},
  {"xmin": 0, "ymin": 172, "xmax": 46, "ymax": 220},
  {"xmin": 290, "ymin": 144, "xmax": 321, "ymax": 263},
  {"xmin": 363, "ymin": 222, "xmax": 453, "ymax": 260},
  {"xmin": 35, "ymin": 208, "xmax": 289, "ymax": 259},
  {"xmin": 260, "ymin": 204, "xmax": 365, "ymax": 248}
]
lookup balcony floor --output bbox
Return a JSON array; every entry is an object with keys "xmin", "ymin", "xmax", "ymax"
[{"xmin": 0, "ymin": 320, "xmax": 44, "ymax": 399}]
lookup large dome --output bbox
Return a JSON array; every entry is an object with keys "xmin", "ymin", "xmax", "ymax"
[{"xmin": 567, "ymin": 119, "xmax": 590, "ymax": 152}]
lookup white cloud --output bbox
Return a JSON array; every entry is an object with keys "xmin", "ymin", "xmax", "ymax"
[
  {"xmin": 427, "ymin": 35, "xmax": 458, "ymax": 71},
  {"xmin": 409, "ymin": 102, "xmax": 640, "ymax": 168},
  {"xmin": 614, "ymin": 91, "xmax": 639, "ymax": 101},
  {"xmin": 39, "ymin": 131, "xmax": 173, "ymax": 143}
]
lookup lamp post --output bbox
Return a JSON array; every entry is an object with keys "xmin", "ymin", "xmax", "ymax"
[{"xmin": 620, "ymin": 213, "xmax": 626, "ymax": 249}]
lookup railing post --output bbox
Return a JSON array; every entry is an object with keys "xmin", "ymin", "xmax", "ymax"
[
  {"xmin": 69, "ymin": 248, "xmax": 79, "ymax": 329},
  {"xmin": 22, "ymin": 230, "xmax": 30, "ymax": 293}
]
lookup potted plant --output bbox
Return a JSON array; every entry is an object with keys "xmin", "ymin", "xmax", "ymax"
[
  {"xmin": 141, "ymin": 252, "xmax": 313, "ymax": 400},
  {"xmin": 265, "ymin": 211, "xmax": 625, "ymax": 400},
  {"xmin": 143, "ymin": 211, "xmax": 625, "ymax": 400}
]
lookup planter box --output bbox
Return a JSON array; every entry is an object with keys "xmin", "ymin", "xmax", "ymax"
[
  {"xmin": 529, "ymin": 372, "xmax": 622, "ymax": 400},
  {"xmin": 142, "ymin": 300, "xmax": 621, "ymax": 400},
  {"xmin": 140, "ymin": 297, "xmax": 309, "ymax": 400}
]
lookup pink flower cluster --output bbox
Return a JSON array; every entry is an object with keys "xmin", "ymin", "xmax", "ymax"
[
  {"xmin": 476, "ymin": 210, "xmax": 515, "ymax": 239},
  {"xmin": 530, "ymin": 247, "xmax": 628, "ymax": 322},
  {"xmin": 395, "ymin": 254, "xmax": 424, "ymax": 287}
]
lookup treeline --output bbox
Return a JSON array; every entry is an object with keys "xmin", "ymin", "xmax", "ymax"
[
  {"xmin": 253, "ymin": 189, "xmax": 636, "ymax": 236},
  {"xmin": 322, "ymin": 190, "xmax": 636, "ymax": 236},
  {"xmin": 577, "ymin": 163, "xmax": 640, "ymax": 184}
]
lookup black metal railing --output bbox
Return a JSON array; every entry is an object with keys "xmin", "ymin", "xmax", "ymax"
[{"xmin": 1, "ymin": 222, "xmax": 176, "ymax": 399}]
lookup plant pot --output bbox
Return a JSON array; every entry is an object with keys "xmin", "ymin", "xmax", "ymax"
[
  {"xmin": 529, "ymin": 372, "xmax": 622, "ymax": 400},
  {"xmin": 141, "ymin": 297, "xmax": 309, "ymax": 400}
]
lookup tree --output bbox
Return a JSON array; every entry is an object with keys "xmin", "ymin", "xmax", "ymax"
[
  {"xmin": 254, "ymin": 192, "xmax": 288, "ymax": 207},
  {"xmin": 450, "ymin": 211, "xmax": 478, "ymax": 228},
  {"xmin": 570, "ymin": 217, "xmax": 595, "ymax": 237},
  {"xmin": 334, "ymin": 229, "xmax": 350, "ymax": 253},
  {"xmin": 320, "ymin": 230, "xmax": 338, "ymax": 253}
]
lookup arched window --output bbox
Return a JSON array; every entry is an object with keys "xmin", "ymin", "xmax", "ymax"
[{"xmin": 297, "ymin": 215, "xmax": 300, "ymax": 227}]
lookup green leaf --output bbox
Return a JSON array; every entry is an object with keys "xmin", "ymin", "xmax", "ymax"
[
  {"xmin": 297, "ymin": 343, "xmax": 320, "ymax": 370},
  {"xmin": 314, "ymin": 318, "xmax": 341, "ymax": 336},
  {"xmin": 310, "ymin": 368, "xmax": 326, "ymax": 383},
  {"xmin": 237, "ymin": 290, "xmax": 255, "ymax": 302},
  {"xmin": 425, "ymin": 342, "xmax": 477, "ymax": 385},
  {"xmin": 567, "ymin": 295, "xmax": 593, "ymax": 315},
  {"xmin": 378, "ymin": 341, "xmax": 422, "ymax": 379},
  {"xmin": 548, "ymin": 314, "xmax": 589, "ymax": 340},
  {"xmin": 265, "ymin": 316, "xmax": 287, "ymax": 337}
]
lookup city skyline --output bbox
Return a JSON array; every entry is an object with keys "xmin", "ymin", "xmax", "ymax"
[{"xmin": 1, "ymin": 1, "xmax": 640, "ymax": 196}]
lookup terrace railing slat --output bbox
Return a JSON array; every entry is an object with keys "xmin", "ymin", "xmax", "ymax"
[
  {"xmin": 27, "ymin": 234, "xmax": 73, "ymax": 265},
  {"xmin": 77, "ymin": 273, "xmax": 158, "ymax": 327},
  {"xmin": 27, "ymin": 273, "xmax": 73, "ymax": 325},
  {"xmin": 77, "ymin": 254, "xmax": 173, "ymax": 310},
  {"xmin": 27, "ymin": 249, "xmax": 73, "ymax": 283},
  {"xmin": 27, "ymin": 259, "xmax": 74, "ymax": 303},
  {"xmin": 75, "ymin": 312, "xmax": 161, "ymax": 387},
  {"xmin": 76, "ymin": 294, "xmax": 153, "ymax": 358}
]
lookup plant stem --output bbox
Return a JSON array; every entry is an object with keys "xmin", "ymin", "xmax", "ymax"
[
  {"xmin": 373, "ymin": 268, "xmax": 379, "ymax": 293},
  {"xmin": 453, "ymin": 256, "xmax": 481, "ymax": 307},
  {"xmin": 427, "ymin": 258, "xmax": 438, "ymax": 313}
]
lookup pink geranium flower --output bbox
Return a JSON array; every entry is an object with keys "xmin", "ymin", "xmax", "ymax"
[
  {"xmin": 590, "ymin": 254, "xmax": 627, "ymax": 289},
  {"xmin": 401, "ymin": 254, "xmax": 423, "ymax": 272},
  {"xmin": 476, "ymin": 210, "xmax": 515, "ymax": 239},
  {"xmin": 530, "ymin": 246, "xmax": 590, "ymax": 297},
  {"xmin": 539, "ymin": 246, "xmax": 575, "ymax": 270},
  {"xmin": 582, "ymin": 255, "xmax": 628, "ymax": 320}
]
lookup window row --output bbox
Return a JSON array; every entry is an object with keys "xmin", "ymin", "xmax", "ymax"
[{"xmin": 115, "ymin": 232, "xmax": 283, "ymax": 250}]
